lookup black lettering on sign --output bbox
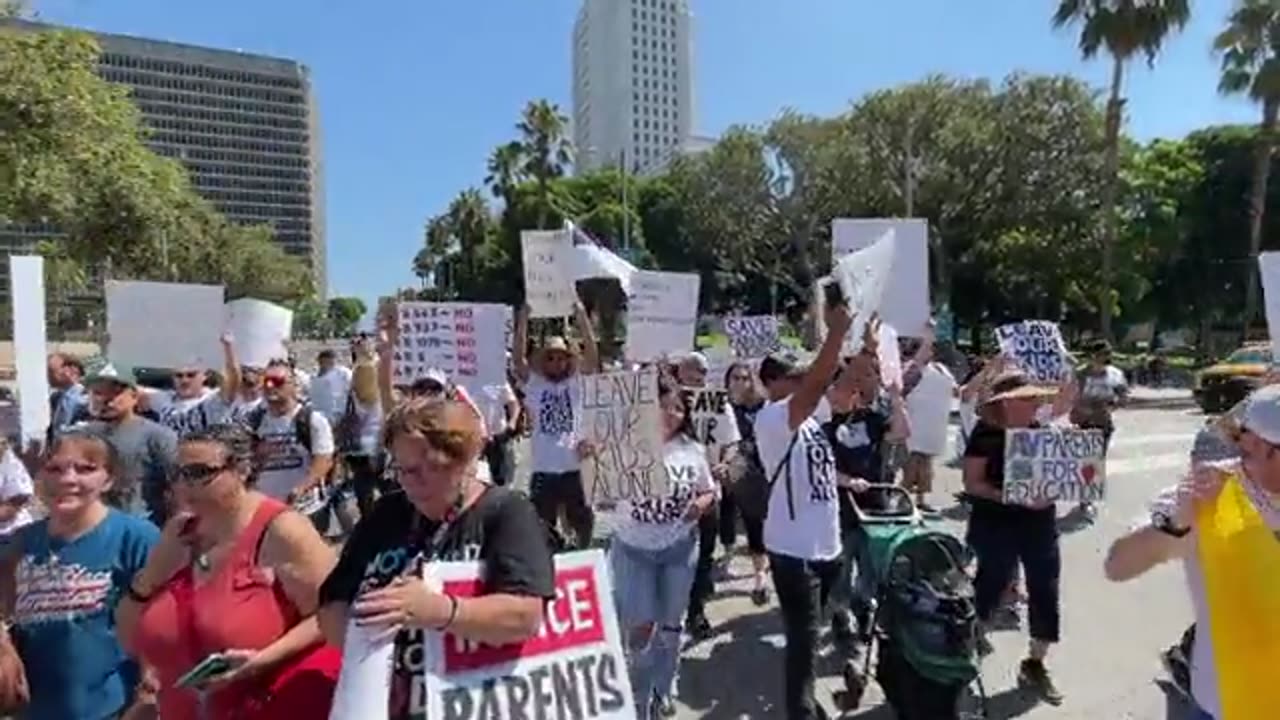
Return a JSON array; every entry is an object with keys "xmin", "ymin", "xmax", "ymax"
[{"xmin": 437, "ymin": 651, "xmax": 627, "ymax": 720}]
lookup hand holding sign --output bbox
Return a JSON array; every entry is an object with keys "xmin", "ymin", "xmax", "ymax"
[
  {"xmin": 352, "ymin": 575, "xmax": 453, "ymax": 635},
  {"xmin": 824, "ymin": 303, "xmax": 854, "ymax": 342}
]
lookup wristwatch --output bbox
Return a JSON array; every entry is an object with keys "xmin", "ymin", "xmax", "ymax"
[{"xmin": 1152, "ymin": 509, "xmax": 1191, "ymax": 538}]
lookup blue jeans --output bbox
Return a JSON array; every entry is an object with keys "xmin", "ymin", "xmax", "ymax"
[{"xmin": 609, "ymin": 531, "xmax": 698, "ymax": 713}]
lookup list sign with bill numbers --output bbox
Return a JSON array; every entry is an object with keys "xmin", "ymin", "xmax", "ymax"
[{"xmin": 394, "ymin": 302, "xmax": 511, "ymax": 389}]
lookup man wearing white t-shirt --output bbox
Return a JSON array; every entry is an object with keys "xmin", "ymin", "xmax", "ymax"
[
  {"xmin": 247, "ymin": 360, "xmax": 336, "ymax": 512},
  {"xmin": 513, "ymin": 300, "xmax": 600, "ymax": 549},
  {"xmin": 144, "ymin": 333, "xmax": 242, "ymax": 438},
  {"xmin": 901, "ymin": 332, "xmax": 957, "ymax": 513},
  {"xmin": 1104, "ymin": 386, "xmax": 1280, "ymax": 720},
  {"xmin": 753, "ymin": 301, "xmax": 850, "ymax": 720},
  {"xmin": 309, "ymin": 348, "xmax": 353, "ymax": 425}
]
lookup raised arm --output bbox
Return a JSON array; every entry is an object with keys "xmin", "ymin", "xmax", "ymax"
[
  {"xmin": 788, "ymin": 303, "xmax": 852, "ymax": 431},
  {"xmin": 218, "ymin": 333, "xmax": 241, "ymax": 405},
  {"xmin": 375, "ymin": 304, "xmax": 398, "ymax": 414},
  {"xmin": 573, "ymin": 302, "xmax": 600, "ymax": 375},
  {"xmin": 513, "ymin": 304, "xmax": 531, "ymax": 384}
]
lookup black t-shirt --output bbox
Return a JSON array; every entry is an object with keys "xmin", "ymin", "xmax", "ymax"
[
  {"xmin": 963, "ymin": 420, "xmax": 1054, "ymax": 525},
  {"xmin": 319, "ymin": 486, "xmax": 556, "ymax": 720},
  {"xmin": 825, "ymin": 404, "xmax": 890, "ymax": 530}
]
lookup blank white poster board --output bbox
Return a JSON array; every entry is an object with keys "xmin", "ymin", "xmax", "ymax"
[
  {"xmin": 225, "ymin": 298, "xmax": 293, "ymax": 368},
  {"xmin": 626, "ymin": 270, "xmax": 700, "ymax": 362},
  {"xmin": 832, "ymin": 218, "xmax": 931, "ymax": 333},
  {"xmin": 106, "ymin": 281, "xmax": 225, "ymax": 370},
  {"xmin": 1260, "ymin": 252, "xmax": 1280, "ymax": 361},
  {"xmin": 9, "ymin": 257, "xmax": 49, "ymax": 445},
  {"xmin": 521, "ymin": 230, "xmax": 576, "ymax": 319}
]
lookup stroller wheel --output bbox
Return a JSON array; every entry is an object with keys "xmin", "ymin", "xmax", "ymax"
[{"xmin": 842, "ymin": 659, "xmax": 866, "ymax": 709}]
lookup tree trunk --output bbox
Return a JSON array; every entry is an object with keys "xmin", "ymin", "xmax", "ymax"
[
  {"xmin": 1099, "ymin": 56, "xmax": 1126, "ymax": 342},
  {"xmin": 1242, "ymin": 98, "xmax": 1278, "ymax": 342}
]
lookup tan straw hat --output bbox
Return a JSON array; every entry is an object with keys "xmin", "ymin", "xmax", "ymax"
[{"xmin": 982, "ymin": 371, "xmax": 1058, "ymax": 405}]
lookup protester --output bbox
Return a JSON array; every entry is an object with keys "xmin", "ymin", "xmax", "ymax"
[
  {"xmin": 901, "ymin": 330, "xmax": 957, "ymax": 513},
  {"xmin": 309, "ymin": 349, "xmax": 352, "ymax": 427},
  {"xmin": 962, "ymin": 371, "xmax": 1066, "ymax": 705},
  {"xmin": 674, "ymin": 351, "xmax": 739, "ymax": 640},
  {"xmin": 824, "ymin": 348, "xmax": 908, "ymax": 644},
  {"xmin": 117, "ymin": 424, "xmax": 340, "ymax": 719},
  {"xmin": 78, "ymin": 358, "xmax": 179, "ymax": 525},
  {"xmin": 333, "ymin": 338, "xmax": 382, "ymax": 518},
  {"xmin": 512, "ymin": 300, "xmax": 600, "ymax": 549},
  {"xmin": 144, "ymin": 334, "xmax": 241, "ymax": 438},
  {"xmin": 609, "ymin": 377, "xmax": 717, "ymax": 718},
  {"xmin": 47, "ymin": 353, "xmax": 88, "ymax": 444},
  {"xmin": 245, "ymin": 360, "xmax": 335, "ymax": 513},
  {"xmin": 723, "ymin": 360, "xmax": 771, "ymax": 605},
  {"xmin": 481, "ymin": 379, "xmax": 522, "ymax": 487},
  {"xmin": 1069, "ymin": 339, "xmax": 1128, "ymax": 521},
  {"xmin": 1103, "ymin": 385, "xmax": 1280, "ymax": 720},
  {"xmin": 317, "ymin": 394, "xmax": 555, "ymax": 720},
  {"xmin": 753, "ymin": 301, "xmax": 850, "ymax": 720},
  {"xmin": 229, "ymin": 364, "xmax": 265, "ymax": 423},
  {"xmin": 0, "ymin": 429, "xmax": 159, "ymax": 719}
]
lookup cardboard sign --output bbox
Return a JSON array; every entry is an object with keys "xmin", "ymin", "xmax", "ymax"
[
  {"xmin": 393, "ymin": 302, "xmax": 510, "ymax": 389},
  {"xmin": 995, "ymin": 320, "xmax": 1070, "ymax": 383},
  {"xmin": 1260, "ymin": 252, "xmax": 1280, "ymax": 362},
  {"xmin": 106, "ymin": 281, "xmax": 225, "ymax": 370},
  {"xmin": 681, "ymin": 386, "xmax": 732, "ymax": 449},
  {"xmin": 724, "ymin": 315, "xmax": 780, "ymax": 359},
  {"xmin": 625, "ymin": 271, "xmax": 700, "ymax": 362},
  {"xmin": 224, "ymin": 298, "xmax": 293, "ymax": 368},
  {"xmin": 577, "ymin": 368, "xmax": 666, "ymax": 506},
  {"xmin": 521, "ymin": 230, "xmax": 576, "ymax": 319},
  {"xmin": 424, "ymin": 550, "xmax": 636, "ymax": 720},
  {"xmin": 1003, "ymin": 428, "xmax": 1107, "ymax": 505},
  {"xmin": 9, "ymin": 257, "xmax": 48, "ymax": 445},
  {"xmin": 832, "ymin": 218, "xmax": 930, "ymax": 332}
]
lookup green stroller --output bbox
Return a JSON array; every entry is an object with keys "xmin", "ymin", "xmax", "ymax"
[{"xmin": 841, "ymin": 485, "xmax": 988, "ymax": 719}]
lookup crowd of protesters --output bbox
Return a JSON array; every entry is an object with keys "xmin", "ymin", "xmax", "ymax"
[{"xmin": 0, "ymin": 286, "xmax": 1259, "ymax": 720}]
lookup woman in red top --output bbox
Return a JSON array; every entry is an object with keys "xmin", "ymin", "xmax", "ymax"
[{"xmin": 115, "ymin": 424, "xmax": 340, "ymax": 719}]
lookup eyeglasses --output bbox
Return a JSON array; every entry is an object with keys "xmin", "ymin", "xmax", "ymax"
[{"xmin": 173, "ymin": 462, "xmax": 230, "ymax": 485}]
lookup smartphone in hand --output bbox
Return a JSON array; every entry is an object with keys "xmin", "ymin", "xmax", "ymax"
[
  {"xmin": 174, "ymin": 654, "xmax": 232, "ymax": 689},
  {"xmin": 822, "ymin": 279, "xmax": 845, "ymax": 308}
]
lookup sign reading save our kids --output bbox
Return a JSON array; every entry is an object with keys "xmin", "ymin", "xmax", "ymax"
[
  {"xmin": 424, "ymin": 550, "xmax": 636, "ymax": 720},
  {"xmin": 1003, "ymin": 428, "xmax": 1107, "ymax": 505}
]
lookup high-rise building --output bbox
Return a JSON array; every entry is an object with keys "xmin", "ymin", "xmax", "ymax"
[
  {"xmin": 0, "ymin": 19, "xmax": 326, "ymax": 294},
  {"xmin": 572, "ymin": 0, "xmax": 693, "ymax": 176}
]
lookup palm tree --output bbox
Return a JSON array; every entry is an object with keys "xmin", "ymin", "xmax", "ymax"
[
  {"xmin": 1215, "ymin": 0, "xmax": 1280, "ymax": 340},
  {"xmin": 516, "ymin": 100, "xmax": 574, "ymax": 229},
  {"xmin": 1053, "ymin": 0, "xmax": 1191, "ymax": 340},
  {"xmin": 445, "ymin": 188, "xmax": 492, "ymax": 289},
  {"xmin": 484, "ymin": 141, "xmax": 525, "ymax": 205},
  {"xmin": 416, "ymin": 215, "xmax": 454, "ymax": 292}
]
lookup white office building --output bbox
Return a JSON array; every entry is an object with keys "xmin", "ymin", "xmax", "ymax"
[{"xmin": 572, "ymin": 0, "xmax": 694, "ymax": 175}]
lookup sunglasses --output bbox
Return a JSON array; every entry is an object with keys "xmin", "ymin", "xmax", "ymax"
[
  {"xmin": 173, "ymin": 462, "xmax": 229, "ymax": 485},
  {"xmin": 411, "ymin": 380, "xmax": 445, "ymax": 396},
  {"xmin": 174, "ymin": 371, "xmax": 201, "ymax": 380},
  {"xmin": 263, "ymin": 375, "xmax": 291, "ymax": 389}
]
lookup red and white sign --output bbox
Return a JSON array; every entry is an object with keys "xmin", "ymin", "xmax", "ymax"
[{"xmin": 423, "ymin": 550, "xmax": 635, "ymax": 720}]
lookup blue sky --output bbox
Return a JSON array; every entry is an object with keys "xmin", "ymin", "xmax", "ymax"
[{"xmin": 35, "ymin": 0, "xmax": 1257, "ymax": 311}]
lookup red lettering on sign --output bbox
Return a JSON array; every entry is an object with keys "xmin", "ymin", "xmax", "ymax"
[
  {"xmin": 455, "ymin": 337, "xmax": 476, "ymax": 348},
  {"xmin": 441, "ymin": 566, "xmax": 605, "ymax": 673}
]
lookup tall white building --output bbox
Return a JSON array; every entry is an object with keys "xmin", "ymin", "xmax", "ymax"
[{"xmin": 572, "ymin": 0, "xmax": 694, "ymax": 175}]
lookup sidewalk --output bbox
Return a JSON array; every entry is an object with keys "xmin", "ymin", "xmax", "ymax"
[{"xmin": 948, "ymin": 386, "xmax": 1196, "ymax": 419}]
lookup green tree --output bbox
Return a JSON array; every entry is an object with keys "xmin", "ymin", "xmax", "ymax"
[
  {"xmin": 1052, "ymin": 0, "xmax": 1191, "ymax": 339},
  {"xmin": 485, "ymin": 141, "xmax": 525, "ymax": 205},
  {"xmin": 292, "ymin": 298, "xmax": 330, "ymax": 338},
  {"xmin": 516, "ymin": 100, "xmax": 573, "ymax": 229},
  {"xmin": 326, "ymin": 297, "xmax": 367, "ymax": 336},
  {"xmin": 1215, "ymin": 0, "xmax": 1280, "ymax": 339}
]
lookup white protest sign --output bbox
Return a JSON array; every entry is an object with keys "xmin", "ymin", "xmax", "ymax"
[
  {"xmin": 568, "ymin": 243, "xmax": 637, "ymax": 295},
  {"xmin": 224, "ymin": 298, "xmax": 292, "ymax": 368},
  {"xmin": 327, "ymin": 622, "xmax": 394, "ymax": 720},
  {"xmin": 577, "ymin": 368, "xmax": 666, "ymax": 507},
  {"xmin": 393, "ymin": 302, "xmax": 511, "ymax": 390},
  {"xmin": 521, "ymin": 230, "xmax": 576, "ymax": 319},
  {"xmin": 9, "ymin": 257, "xmax": 48, "ymax": 445},
  {"xmin": 424, "ymin": 550, "xmax": 636, "ymax": 720},
  {"xmin": 832, "ymin": 218, "xmax": 930, "ymax": 332},
  {"xmin": 1003, "ymin": 428, "xmax": 1107, "ymax": 506},
  {"xmin": 878, "ymin": 324, "xmax": 903, "ymax": 390},
  {"xmin": 1259, "ymin": 252, "xmax": 1280, "ymax": 361},
  {"xmin": 995, "ymin": 320, "xmax": 1071, "ymax": 383},
  {"xmin": 825, "ymin": 231, "xmax": 895, "ymax": 354},
  {"xmin": 680, "ymin": 386, "xmax": 734, "ymax": 451},
  {"xmin": 106, "ymin": 281, "xmax": 225, "ymax": 370},
  {"xmin": 625, "ymin": 270, "xmax": 700, "ymax": 362},
  {"xmin": 724, "ymin": 315, "xmax": 780, "ymax": 359}
]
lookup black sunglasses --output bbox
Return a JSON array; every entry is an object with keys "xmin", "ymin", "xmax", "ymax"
[
  {"xmin": 173, "ymin": 462, "xmax": 230, "ymax": 485},
  {"xmin": 411, "ymin": 380, "xmax": 446, "ymax": 396}
]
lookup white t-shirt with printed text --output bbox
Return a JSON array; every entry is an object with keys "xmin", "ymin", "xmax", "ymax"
[
  {"xmin": 149, "ymin": 389, "xmax": 230, "ymax": 437},
  {"xmin": 614, "ymin": 436, "xmax": 718, "ymax": 551},
  {"xmin": 524, "ymin": 373, "xmax": 580, "ymax": 474},
  {"xmin": 252, "ymin": 406, "xmax": 336, "ymax": 500},
  {"xmin": 309, "ymin": 366, "xmax": 353, "ymax": 423},
  {"xmin": 754, "ymin": 399, "xmax": 841, "ymax": 561}
]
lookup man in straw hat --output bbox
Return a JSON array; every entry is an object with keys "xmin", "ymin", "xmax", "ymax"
[{"xmin": 512, "ymin": 300, "xmax": 600, "ymax": 549}]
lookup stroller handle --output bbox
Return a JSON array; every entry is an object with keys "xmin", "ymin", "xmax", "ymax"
[{"xmin": 850, "ymin": 483, "xmax": 920, "ymax": 522}]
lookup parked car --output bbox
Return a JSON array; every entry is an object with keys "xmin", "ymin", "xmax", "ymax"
[{"xmin": 1193, "ymin": 344, "xmax": 1271, "ymax": 414}]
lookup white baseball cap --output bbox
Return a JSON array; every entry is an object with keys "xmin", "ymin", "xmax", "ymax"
[{"xmin": 1240, "ymin": 384, "xmax": 1280, "ymax": 445}]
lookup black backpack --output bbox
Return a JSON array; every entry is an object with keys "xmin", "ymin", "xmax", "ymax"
[{"xmin": 245, "ymin": 403, "xmax": 315, "ymax": 453}]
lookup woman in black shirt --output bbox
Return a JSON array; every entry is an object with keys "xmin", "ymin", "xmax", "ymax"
[
  {"xmin": 962, "ymin": 371, "xmax": 1064, "ymax": 707},
  {"xmin": 316, "ymin": 395, "xmax": 555, "ymax": 720},
  {"xmin": 723, "ymin": 361, "xmax": 770, "ymax": 605}
]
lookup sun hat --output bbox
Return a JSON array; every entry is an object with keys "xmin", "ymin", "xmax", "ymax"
[
  {"xmin": 542, "ymin": 336, "xmax": 573, "ymax": 355},
  {"xmin": 982, "ymin": 371, "xmax": 1057, "ymax": 406}
]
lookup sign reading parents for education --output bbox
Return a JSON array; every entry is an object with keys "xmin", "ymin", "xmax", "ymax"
[
  {"xmin": 1003, "ymin": 428, "xmax": 1107, "ymax": 506},
  {"xmin": 578, "ymin": 368, "xmax": 665, "ymax": 507},
  {"xmin": 995, "ymin": 320, "xmax": 1071, "ymax": 383},
  {"xmin": 724, "ymin": 315, "xmax": 780, "ymax": 358},
  {"xmin": 424, "ymin": 550, "xmax": 636, "ymax": 720}
]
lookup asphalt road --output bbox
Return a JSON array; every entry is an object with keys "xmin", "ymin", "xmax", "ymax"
[{"xmin": 655, "ymin": 407, "xmax": 1209, "ymax": 720}]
